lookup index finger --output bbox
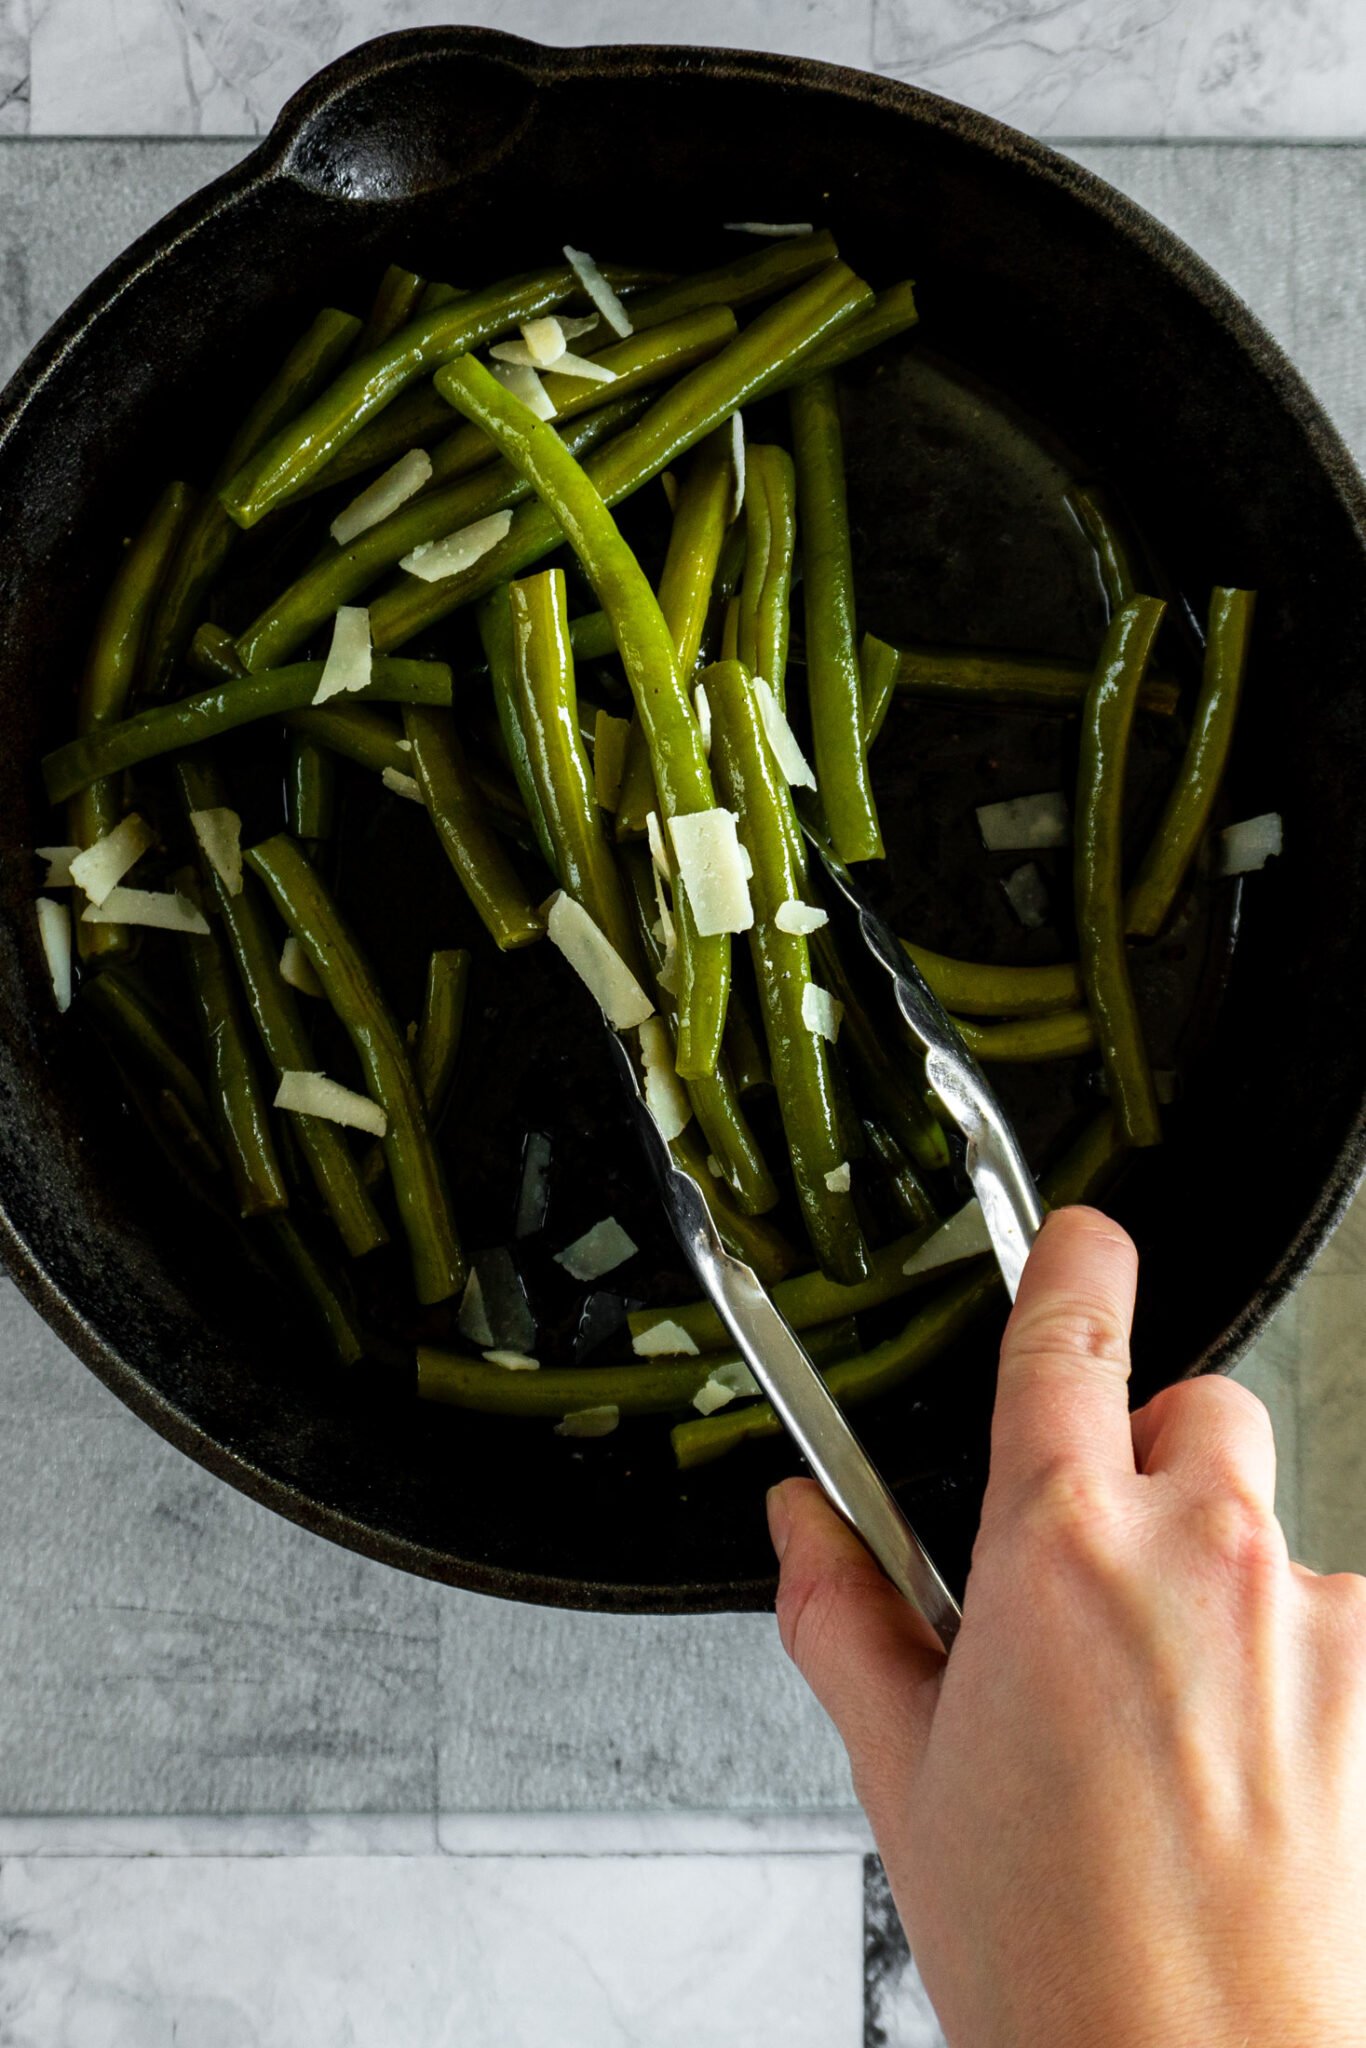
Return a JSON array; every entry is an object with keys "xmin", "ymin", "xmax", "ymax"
[{"xmin": 985, "ymin": 1205, "xmax": 1139, "ymax": 1505}]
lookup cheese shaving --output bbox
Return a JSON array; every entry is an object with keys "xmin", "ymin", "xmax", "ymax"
[
  {"xmin": 976, "ymin": 790, "xmax": 1070, "ymax": 852},
  {"xmin": 801, "ymin": 982, "xmax": 843, "ymax": 1042},
  {"xmin": 774, "ymin": 898, "xmax": 828, "ymax": 936},
  {"xmin": 273, "ymin": 1069, "xmax": 387, "ymax": 1138},
  {"xmin": 723, "ymin": 221, "xmax": 816, "ymax": 237},
  {"xmin": 400, "ymin": 508, "xmax": 513, "ymax": 583},
  {"xmin": 457, "ymin": 1269, "xmax": 496, "ymax": 1348},
  {"xmin": 632, "ymin": 1319, "xmax": 700, "ymax": 1358},
  {"xmin": 494, "ymin": 314, "xmax": 567, "ymax": 368},
  {"xmin": 69, "ymin": 812, "xmax": 154, "ymax": 906},
  {"xmin": 563, "ymin": 244, "xmax": 633, "ymax": 337},
  {"xmin": 706, "ymin": 1154, "xmax": 724, "ymax": 1179},
  {"xmin": 546, "ymin": 891, "xmax": 654, "ymax": 1028},
  {"xmin": 710, "ymin": 1358, "xmax": 760, "ymax": 1397},
  {"xmin": 82, "ymin": 887, "xmax": 208, "ymax": 935},
  {"xmin": 381, "ymin": 767, "xmax": 424, "ymax": 803},
  {"xmin": 554, "ymin": 1215, "xmax": 638, "ymax": 1282},
  {"xmin": 694, "ymin": 683, "xmax": 712, "ymax": 757},
  {"xmin": 692, "ymin": 1378, "xmax": 737, "ymax": 1416},
  {"xmin": 489, "ymin": 359, "xmax": 556, "ymax": 420},
  {"xmin": 36, "ymin": 897, "xmax": 71, "ymax": 1014},
  {"xmin": 483, "ymin": 1349, "xmax": 541, "ymax": 1372},
  {"xmin": 902, "ymin": 1197, "xmax": 993, "ymax": 1280},
  {"xmin": 280, "ymin": 935, "xmax": 323, "ymax": 996},
  {"xmin": 754, "ymin": 677, "xmax": 816, "ymax": 790},
  {"xmin": 1216, "ymin": 813, "xmax": 1283, "ymax": 875},
  {"xmin": 553, "ymin": 1404, "xmax": 620, "ymax": 1438},
  {"xmin": 638, "ymin": 1015, "xmax": 691, "ymax": 1142},
  {"xmin": 645, "ymin": 809, "xmax": 672, "ymax": 880},
  {"xmin": 593, "ymin": 711, "xmax": 631, "ymax": 812},
  {"xmin": 515, "ymin": 1131, "xmax": 553, "ymax": 1237},
  {"xmin": 549, "ymin": 350, "xmax": 618, "ymax": 385},
  {"xmin": 36, "ymin": 846, "xmax": 79, "ymax": 888},
  {"xmin": 330, "ymin": 449, "xmax": 433, "ymax": 546},
  {"xmin": 728, "ymin": 410, "xmax": 746, "ymax": 523},
  {"xmin": 667, "ymin": 808, "xmax": 754, "ymax": 937},
  {"xmin": 313, "ymin": 605, "xmax": 372, "ymax": 704},
  {"xmin": 824, "ymin": 1161, "xmax": 852, "ymax": 1193},
  {"xmin": 189, "ymin": 806, "xmax": 243, "ymax": 896}
]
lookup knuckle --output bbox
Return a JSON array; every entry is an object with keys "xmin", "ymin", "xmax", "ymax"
[
  {"xmin": 1191, "ymin": 1490, "xmax": 1286, "ymax": 1577},
  {"xmin": 1017, "ymin": 1456, "xmax": 1123, "ymax": 1567},
  {"xmin": 774, "ymin": 1557, "xmax": 866, "ymax": 1675},
  {"xmin": 1006, "ymin": 1301, "xmax": 1132, "ymax": 1379}
]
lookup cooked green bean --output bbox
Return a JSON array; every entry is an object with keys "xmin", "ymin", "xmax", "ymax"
[
  {"xmin": 955, "ymin": 1010, "xmax": 1098, "ymax": 1063},
  {"xmin": 903, "ymin": 943, "xmax": 1083, "ymax": 1018},
  {"xmin": 188, "ymin": 621, "xmax": 247, "ymax": 682},
  {"xmin": 738, "ymin": 444, "xmax": 797, "ymax": 706},
  {"xmin": 182, "ymin": 902, "xmax": 289, "ymax": 1218},
  {"xmin": 79, "ymin": 968, "xmax": 215, "ymax": 1132},
  {"xmin": 247, "ymin": 834, "xmax": 464, "ymax": 1304},
  {"xmin": 812, "ymin": 926, "xmax": 951, "ymax": 1174},
  {"xmin": 1067, "ymin": 484, "xmax": 1140, "ymax": 616},
  {"xmin": 859, "ymin": 632, "xmax": 899, "ymax": 746},
  {"xmin": 478, "ymin": 587, "xmax": 557, "ymax": 873},
  {"xmin": 707, "ymin": 660, "xmax": 870, "ymax": 1283},
  {"xmin": 368, "ymin": 261, "xmax": 873, "ymax": 652},
  {"xmin": 436, "ymin": 356, "xmax": 735, "ymax": 1080},
  {"xmin": 888, "ymin": 641, "xmax": 1179, "ymax": 716},
  {"xmin": 789, "ymin": 372, "xmax": 882, "ymax": 863},
  {"xmin": 723, "ymin": 973, "xmax": 771, "ymax": 1094},
  {"xmin": 44, "ymin": 658, "xmax": 452, "ymax": 803},
  {"xmin": 623, "ymin": 230, "xmax": 839, "ymax": 329},
  {"xmin": 569, "ymin": 611, "xmax": 616, "ymax": 663},
  {"xmin": 284, "ymin": 702, "xmax": 410, "ymax": 777},
  {"xmin": 265, "ymin": 1216, "xmax": 365, "ymax": 1367},
  {"xmin": 672, "ymin": 1109, "xmax": 1123, "ymax": 1466},
  {"xmin": 414, "ymin": 948, "xmax": 470, "ymax": 1127},
  {"xmin": 70, "ymin": 481, "xmax": 193, "ymax": 959},
  {"xmin": 220, "ymin": 264, "xmax": 645, "ymax": 527},
  {"xmin": 1076, "ymin": 597, "xmax": 1165, "ymax": 1146},
  {"xmin": 353, "ymin": 264, "xmax": 427, "ymax": 359},
  {"xmin": 402, "ymin": 705, "xmax": 543, "ymax": 952},
  {"xmin": 671, "ymin": 1123, "xmax": 799, "ymax": 1286},
  {"xmin": 142, "ymin": 310, "xmax": 361, "ymax": 698},
  {"xmin": 287, "ymin": 736, "xmax": 335, "ymax": 857},
  {"xmin": 1125, "ymin": 586, "xmax": 1256, "ymax": 939},
  {"xmin": 860, "ymin": 1117, "xmax": 938, "ymax": 1231},
  {"xmin": 794, "ymin": 280, "xmax": 919, "ymax": 380},
  {"xmin": 175, "ymin": 758, "xmax": 387, "ymax": 1258}
]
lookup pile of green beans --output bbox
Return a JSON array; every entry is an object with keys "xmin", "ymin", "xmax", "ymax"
[{"xmin": 36, "ymin": 232, "xmax": 1258, "ymax": 1475}]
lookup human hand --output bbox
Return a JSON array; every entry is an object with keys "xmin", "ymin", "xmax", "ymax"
[{"xmin": 769, "ymin": 1205, "xmax": 1366, "ymax": 2048}]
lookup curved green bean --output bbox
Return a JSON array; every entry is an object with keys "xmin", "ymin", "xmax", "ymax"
[
  {"xmin": 794, "ymin": 280, "xmax": 919, "ymax": 380},
  {"xmin": 247, "ymin": 833, "xmax": 464, "ymax": 1304},
  {"xmin": 182, "ymin": 905, "xmax": 289, "ymax": 1218},
  {"xmin": 888, "ymin": 642, "xmax": 1179, "ymax": 717},
  {"xmin": 402, "ymin": 705, "xmax": 544, "ymax": 952},
  {"xmin": 1125, "ymin": 586, "xmax": 1255, "ymax": 939},
  {"xmin": 706, "ymin": 660, "xmax": 869, "ymax": 1284},
  {"xmin": 353, "ymin": 265, "xmax": 427, "ymax": 359},
  {"xmin": 44, "ymin": 658, "xmax": 452, "ymax": 803},
  {"xmin": 284, "ymin": 702, "xmax": 411, "ymax": 776},
  {"xmin": 672, "ymin": 1123, "xmax": 799, "ymax": 1286},
  {"xmin": 954, "ymin": 1009, "xmax": 1098, "ymax": 1063},
  {"xmin": 623, "ymin": 231, "xmax": 838, "ymax": 329},
  {"xmin": 789, "ymin": 372, "xmax": 882, "ymax": 863},
  {"xmin": 414, "ymin": 948, "xmax": 470, "ymax": 1127},
  {"xmin": 1076, "ymin": 596, "xmax": 1165, "ymax": 1146},
  {"xmin": 903, "ymin": 943, "xmax": 1083, "ymax": 1018},
  {"xmin": 188, "ymin": 621, "xmax": 247, "ymax": 682},
  {"xmin": 859, "ymin": 632, "xmax": 899, "ymax": 747},
  {"xmin": 478, "ymin": 587, "xmax": 556, "ymax": 873},
  {"xmin": 1067, "ymin": 483, "xmax": 1140, "ymax": 617},
  {"xmin": 435, "ymin": 355, "xmax": 734, "ymax": 1080},
  {"xmin": 265, "ymin": 1216, "xmax": 365, "ymax": 1367},
  {"xmin": 738, "ymin": 444, "xmax": 797, "ymax": 706}
]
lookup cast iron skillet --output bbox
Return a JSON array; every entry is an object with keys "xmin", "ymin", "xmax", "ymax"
[{"xmin": 1, "ymin": 28, "xmax": 1363, "ymax": 1613}]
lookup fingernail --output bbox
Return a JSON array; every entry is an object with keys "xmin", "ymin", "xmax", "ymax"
[{"xmin": 766, "ymin": 1484, "xmax": 792, "ymax": 1563}]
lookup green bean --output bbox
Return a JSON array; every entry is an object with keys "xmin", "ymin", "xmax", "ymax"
[
  {"xmin": 1075, "ymin": 597, "xmax": 1165, "ymax": 1146},
  {"xmin": 79, "ymin": 969, "xmax": 215, "ymax": 1132},
  {"xmin": 861, "ymin": 1117, "xmax": 939, "ymax": 1232},
  {"xmin": 247, "ymin": 833, "xmax": 464, "ymax": 1303},
  {"xmin": 188, "ymin": 621, "xmax": 247, "ymax": 682},
  {"xmin": 903, "ymin": 943, "xmax": 1083, "ymax": 1018},
  {"xmin": 175, "ymin": 758, "xmax": 387, "ymax": 1258},
  {"xmin": 504, "ymin": 568, "xmax": 638, "ymax": 960},
  {"xmin": 303, "ymin": 382, "xmax": 457, "ymax": 496},
  {"xmin": 887, "ymin": 642, "xmax": 1179, "ymax": 716},
  {"xmin": 402, "ymin": 705, "xmax": 543, "ymax": 951},
  {"xmin": 955, "ymin": 1010, "xmax": 1097, "ymax": 1063},
  {"xmin": 142, "ymin": 310, "xmax": 361, "ymax": 698},
  {"xmin": 569, "ymin": 611, "xmax": 616, "ymax": 664},
  {"xmin": 416, "ymin": 281, "xmax": 465, "ymax": 316},
  {"xmin": 707, "ymin": 660, "xmax": 870, "ymax": 1283},
  {"xmin": 622, "ymin": 848, "xmax": 779, "ymax": 1217},
  {"xmin": 812, "ymin": 927, "xmax": 951, "ymax": 1174},
  {"xmin": 220, "ymin": 264, "xmax": 639, "ymax": 527},
  {"xmin": 860, "ymin": 632, "xmax": 899, "ymax": 746},
  {"xmin": 367, "ymin": 261, "xmax": 874, "ymax": 652},
  {"xmin": 44, "ymin": 658, "xmax": 452, "ymax": 803},
  {"xmin": 738, "ymin": 445, "xmax": 797, "ymax": 706},
  {"xmin": 182, "ymin": 901, "xmax": 289, "ymax": 1218},
  {"xmin": 435, "ymin": 357, "xmax": 734, "ymax": 1080},
  {"xmin": 1067, "ymin": 484, "xmax": 1140, "ymax": 616},
  {"xmin": 793, "ymin": 280, "xmax": 919, "ymax": 380},
  {"xmin": 723, "ymin": 973, "xmax": 771, "ymax": 1094},
  {"xmin": 287, "ymin": 736, "xmax": 335, "ymax": 857},
  {"xmin": 353, "ymin": 264, "xmax": 427, "ymax": 359},
  {"xmin": 265, "ymin": 1216, "xmax": 365, "ymax": 1367},
  {"xmin": 789, "ymin": 372, "xmax": 882, "ymax": 862},
  {"xmin": 696, "ymin": 520, "xmax": 749, "ymax": 675},
  {"xmin": 623, "ymin": 231, "xmax": 839, "ymax": 329},
  {"xmin": 671, "ymin": 1124, "xmax": 799, "ymax": 1286},
  {"xmin": 672, "ymin": 1109, "xmax": 1123, "ymax": 1466},
  {"xmin": 70, "ymin": 482, "xmax": 193, "ymax": 960},
  {"xmin": 414, "ymin": 948, "xmax": 470, "ymax": 1127},
  {"xmin": 284, "ymin": 702, "xmax": 411, "ymax": 776},
  {"xmin": 1125, "ymin": 587, "xmax": 1255, "ymax": 939},
  {"xmin": 478, "ymin": 587, "xmax": 557, "ymax": 873},
  {"xmin": 237, "ymin": 398, "xmax": 643, "ymax": 673}
]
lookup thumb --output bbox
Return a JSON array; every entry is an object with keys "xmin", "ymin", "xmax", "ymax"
[{"xmin": 769, "ymin": 1478, "xmax": 944, "ymax": 1811}]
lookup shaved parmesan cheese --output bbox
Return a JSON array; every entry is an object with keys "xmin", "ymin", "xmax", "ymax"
[
  {"xmin": 667, "ymin": 809, "xmax": 754, "ymax": 937},
  {"xmin": 551, "ymin": 350, "xmax": 618, "ymax": 386},
  {"xmin": 754, "ymin": 677, "xmax": 816, "ymax": 790},
  {"xmin": 728, "ymin": 411, "xmax": 745, "ymax": 522},
  {"xmin": 645, "ymin": 809, "xmax": 672, "ymax": 880},
  {"xmin": 396, "ymin": 737, "xmax": 412, "ymax": 752},
  {"xmin": 189, "ymin": 806, "xmax": 243, "ymax": 896},
  {"xmin": 496, "ymin": 314, "xmax": 566, "ymax": 367},
  {"xmin": 36, "ymin": 846, "xmax": 79, "ymax": 888},
  {"xmin": 694, "ymin": 683, "xmax": 712, "ymax": 757},
  {"xmin": 653, "ymin": 866, "xmax": 679, "ymax": 998},
  {"xmin": 976, "ymin": 791, "xmax": 1070, "ymax": 852},
  {"xmin": 82, "ymin": 888, "xmax": 208, "ymax": 935},
  {"xmin": 489, "ymin": 359, "xmax": 556, "ymax": 420},
  {"xmin": 515, "ymin": 1131, "xmax": 553, "ymax": 1237},
  {"xmin": 633, "ymin": 1319, "xmax": 700, "ymax": 1359},
  {"xmin": 556, "ymin": 313, "xmax": 600, "ymax": 343},
  {"xmin": 330, "ymin": 449, "xmax": 432, "ymax": 546},
  {"xmin": 801, "ymin": 982, "xmax": 843, "ymax": 1042},
  {"xmin": 1216, "ymin": 812, "xmax": 1283, "ymax": 875},
  {"xmin": 546, "ymin": 892, "xmax": 654, "ymax": 1028},
  {"xmin": 36, "ymin": 897, "xmax": 71, "ymax": 1013},
  {"xmin": 661, "ymin": 470, "xmax": 679, "ymax": 513},
  {"xmin": 553, "ymin": 1404, "xmax": 620, "ymax": 1438},
  {"xmin": 274, "ymin": 1069, "xmax": 387, "ymax": 1138},
  {"xmin": 280, "ymin": 935, "xmax": 322, "ymax": 996},
  {"xmin": 692, "ymin": 1377, "xmax": 737, "ymax": 1415},
  {"xmin": 824, "ymin": 1161, "xmax": 852, "ymax": 1193},
  {"xmin": 457, "ymin": 1270, "xmax": 496, "ymax": 1349},
  {"xmin": 563, "ymin": 244, "xmax": 633, "ymax": 338},
  {"xmin": 313, "ymin": 605, "xmax": 372, "ymax": 704},
  {"xmin": 69, "ymin": 812, "xmax": 153, "ymax": 906},
  {"xmin": 554, "ymin": 1215, "xmax": 638, "ymax": 1282},
  {"xmin": 706, "ymin": 1153, "xmax": 724, "ymax": 1179},
  {"xmin": 638, "ymin": 1015, "xmax": 691, "ymax": 1142},
  {"xmin": 483, "ymin": 1349, "xmax": 540, "ymax": 1372},
  {"xmin": 1002, "ymin": 861, "xmax": 1050, "ymax": 929},
  {"xmin": 710, "ymin": 1358, "xmax": 760, "ymax": 1397},
  {"xmin": 902, "ymin": 1197, "xmax": 992, "ymax": 1280},
  {"xmin": 381, "ymin": 766, "xmax": 423, "ymax": 803},
  {"xmin": 474, "ymin": 1247, "xmax": 536, "ymax": 1352},
  {"xmin": 400, "ymin": 509, "xmax": 513, "ymax": 583},
  {"xmin": 724, "ymin": 220, "xmax": 816, "ymax": 237},
  {"xmin": 774, "ymin": 898, "xmax": 828, "ymax": 936},
  {"xmin": 593, "ymin": 710, "xmax": 631, "ymax": 812}
]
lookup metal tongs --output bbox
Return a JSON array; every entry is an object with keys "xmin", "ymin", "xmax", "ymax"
[{"xmin": 610, "ymin": 832, "xmax": 1042, "ymax": 1654}]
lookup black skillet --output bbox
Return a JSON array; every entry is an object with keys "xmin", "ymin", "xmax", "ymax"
[{"xmin": 1, "ymin": 28, "xmax": 1363, "ymax": 1612}]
